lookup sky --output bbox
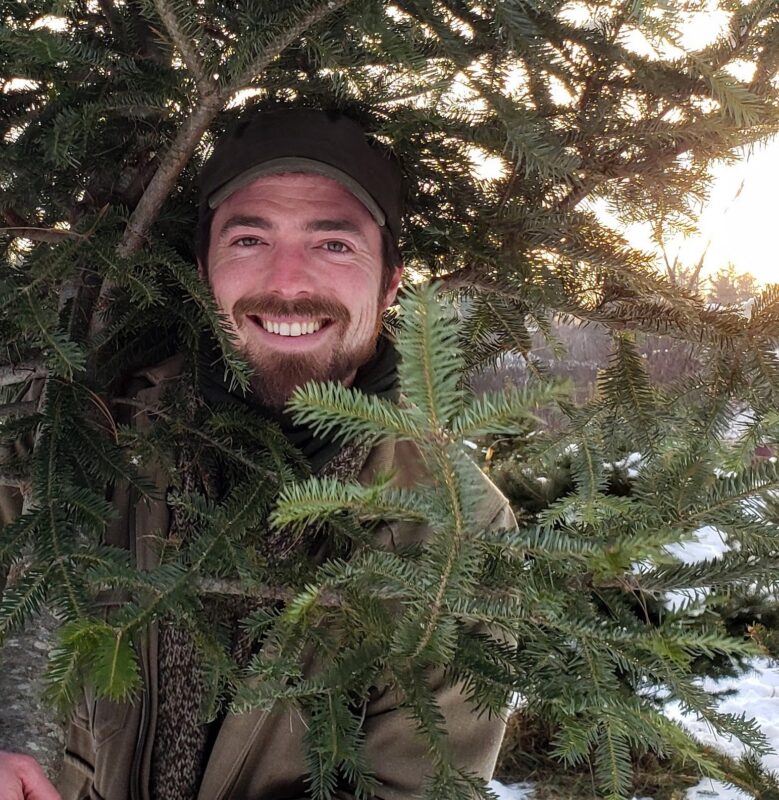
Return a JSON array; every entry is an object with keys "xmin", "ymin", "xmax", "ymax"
[
  {"xmin": 618, "ymin": 139, "xmax": 779, "ymax": 288},
  {"xmin": 619, "ymin": 6, "xmax": 779, "ymax": 288}
]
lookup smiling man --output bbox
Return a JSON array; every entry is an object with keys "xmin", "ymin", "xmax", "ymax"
[
  {"xmin": 0, "ymin": 108, "xmax": 514, "ymax": 800},
  {"xmin": 197, "ymin": 109, "xmax": 404, "ymax": 412}
]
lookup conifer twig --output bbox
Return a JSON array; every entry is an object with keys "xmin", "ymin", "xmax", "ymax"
[
  {"xmin": 0, "ymin": 226, "xmax": 85, "ymax": 243},
  {"xmin": 438, "ymin": 266, "xmax": 503, "ymax": 294},
  {"xmin": 116, "ymin": 96, "xmax": 224, "ymax": 258},
  {"xmin": 0, "ymin": 363, "xmax": 47, "ymax": 387},
  {"xmin": 0, "ymin": 474, "xmax": 30, "ymax": 492},
  {"xmin": 151, "ymin": 0, "xmax": 216, "ymax": 97},
  {"xmin": 2, "ymin": 208, "xmax": 86, "ymax": 243}
]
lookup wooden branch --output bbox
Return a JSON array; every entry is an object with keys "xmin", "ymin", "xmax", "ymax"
[
  {"xmin": 554, "ymin": 137, "xmax": 690, "ymax": 213},
  {"xmin": 0, "ymin": 363, "xmax": 47, "ymax": 387},
  {"xmin": 197, "ymin": 577, "xmax": 342, "ymax": 607},
  {"xmin": 116, "ymin": 95, "xmax": 224, "ymax": 258},
  {"xmin": 437, "ymin": 266, "xmax": 504, "ymax": 294},
  {"xmin": 1, "ymin": 210, "xmax": 85, "ymax": 244},
  {"xmin": 152, "ymin": 0, "xmax": 216, "ymax": 96},
  {"xmin": 0, "ymin": 401, "xmax": 37, "ymax": 419},
  {"xmin": 0, "ymin": 226, "xmax": 85, "ymax": 244},
  {"xmin": 231, "ymin": 0, "xmax": 353, "ymax": 90},
  {"xmin": 116, "ymin": 0, "xmax": 353, "ymax": 260},
  {"xmin": 0, "ymin": 474, "xmax": 31, "ymax": 493}
]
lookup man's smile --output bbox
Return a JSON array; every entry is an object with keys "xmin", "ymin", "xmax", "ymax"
[{"xmin": 249, "ymin": 316, "xmax": 328, "ymax": 337}]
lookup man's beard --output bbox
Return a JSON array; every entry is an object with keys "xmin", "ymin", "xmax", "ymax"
[{"xmin": 232, "ymin": 294, "xmax": 381, "ymax": 410}]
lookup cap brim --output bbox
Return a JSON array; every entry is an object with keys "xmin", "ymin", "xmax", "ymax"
[{"xmin": 207, "ymin": 157, "xmax": 387, "ymax": 228}]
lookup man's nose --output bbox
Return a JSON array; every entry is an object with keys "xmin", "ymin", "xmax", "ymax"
[{"xmin": 262, "ymin": 243, "xmax": 314, "ymax": 297}]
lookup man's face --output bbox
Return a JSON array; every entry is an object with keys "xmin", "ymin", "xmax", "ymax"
[{"xmin": 204, "ymin": 173, "xmax": 402, "ymax": 409}]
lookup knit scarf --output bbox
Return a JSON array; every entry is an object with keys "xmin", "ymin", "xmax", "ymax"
[{"xmin": 150, "ymin": 337, "xmax": 399, "ymax": 800}]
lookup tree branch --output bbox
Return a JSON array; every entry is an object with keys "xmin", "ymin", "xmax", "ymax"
[
  {"xmin": 197, "ymin": 577, "xmax": 342, "ymax": 607},
  {"xmin": 151, "ymin": 0, "xmax": 216, "ymax": 97},
  {"xmin": 0, "ymin": 363, "xmax": 47, "ymax": 388},
  {"xmin": 0, "ymin": 226, "xmax": 85, "ymax": 244},
  {"xmin": 1, "ymin": 210, "xmax": 86, "ymax": 244},
  {"xmin": 437, "ymin": 266, "xmax": 505, "ymax": 294},
  {"xmin": 231, "ymin": 0, "xmax": 353, "ymax": 90},
  {"xmin": 116, "ymin": 0, "xmax": 353, "ymax": 260},
  {"xmin": 553, "ymin": 137, "xmax": 690, "ymax": 213},
  {"xmin": 0, "ymin": 474, "xmax": 31, "ymax": 493},
  {"xmin": 116, "ymin": 96, "xmax": 224, "ymax": 259},
  {"xmin": 0, "ymin": 402, "xmax": 37, "ymax": 419}
]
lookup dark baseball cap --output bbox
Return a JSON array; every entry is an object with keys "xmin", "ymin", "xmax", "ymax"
[{"xmin": 199, "ymin": 109, "xmax": 403, "ymax": 241}]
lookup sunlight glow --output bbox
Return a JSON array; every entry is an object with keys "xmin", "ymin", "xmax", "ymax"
[{"xmin": 30, "ymin": 16, "xmax": 68, "ymax": 32}]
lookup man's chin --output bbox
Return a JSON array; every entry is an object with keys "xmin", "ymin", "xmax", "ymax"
[
  {"xmin": 246, "ymin": 354, "xmax": 325, "ymax": 410},
  {"xmin": 241, "ymin": 337, "xmax": 377, "ymax": 411}
]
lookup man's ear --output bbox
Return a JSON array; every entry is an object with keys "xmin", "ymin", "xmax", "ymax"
[
  {"xmin": 381, "ymin": 264, "xmax": 403, "ymax": 310},
  {"xmin": 196, "ymin": 257, "xmax": 207, "ymax": 281}
]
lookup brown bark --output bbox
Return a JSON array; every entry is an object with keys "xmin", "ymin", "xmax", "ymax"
[
  {"xmin": 0, "ymin": 402, "xmax": 36, "ymax": 420},
  {"xmin": 0, "ymin": 364, "xmax": 47, "ymax": 388}
]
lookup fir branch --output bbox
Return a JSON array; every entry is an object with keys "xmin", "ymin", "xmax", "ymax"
[
  {"xmin": 0, "ymin": 401, "xmax": 36, "ymax": 419},
  {"xmin": 197, "ymin": 578, "xmax": 342, "ymax": 607},
  {"xmin": 117, "ymin": 94, "xmax": 224, "ymax": 257},
  {"xmin": 287, "ymin": 381, "xmax": 424, "ymax": 444},
  {"xmin": 0, "ymin": 568, "xmax": 52, "ymax": 644},
  {"xmin": 0, "ymin": 474, "xmax": 30, "ymax": 492},
  {"xmin": 113, "ymin": 398, "xmax": 276, "ymax": 478},
  {"xmin": 0, "ymin": 226, "xmax": 85, "ymax": 243},
  {"xmin": 116, "ymin": 0, "xmax": 353, "ymax": 259},
  {"xmin": 151, "ymin": 0, "xmax": 216, "ymax": 96},
  {"xmin": 229, "ymin": 0, "xmax": 355, "ymax": 91},
  {"xmin": 451, "ymin": 385, "xmax": 556, "ymax": 438},
  {"xmin": 0, "ymin": 362, "xmax": 47, "ymax": 387},
  {"xmin": 409, "ymin": 452, "xmax": 466, "ymax": 660},
  {"xmin": 396, "ymin": 282, "xmax": 463, "ymax": 429}
]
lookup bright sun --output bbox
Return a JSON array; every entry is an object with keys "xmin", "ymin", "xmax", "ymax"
[{"xmin": 647, "ymin": 144, "xmax": 779, "ymax": 287}]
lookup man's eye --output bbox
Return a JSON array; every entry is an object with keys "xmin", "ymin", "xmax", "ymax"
[
  {"xmin": 234, "ymin": 236, "xmax": 261, "ymax": 247},
  {"xmin": 323, "ymin": 241, "xmax": 349, "ymax": 253}
]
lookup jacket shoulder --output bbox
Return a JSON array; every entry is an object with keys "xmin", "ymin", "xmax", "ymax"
[{"xmin": 370, "ymin": 437, "xmax": 513, "ymax": 530}]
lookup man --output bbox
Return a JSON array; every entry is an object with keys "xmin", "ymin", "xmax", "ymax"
[{"xmin": 0, "ymin": 108, "xmax": 514, "ymax": 800}]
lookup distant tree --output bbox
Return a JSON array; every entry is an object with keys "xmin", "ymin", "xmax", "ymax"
[{"xmin": 706, "ymin": 264, "xmax": 763, "ymax": 304}]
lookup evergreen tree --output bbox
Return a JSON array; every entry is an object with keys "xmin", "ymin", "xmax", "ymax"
[
  {"xmin": 707, "ymin": 264, "xmax": 762, "ymax": 305},
  {"xmin": 2, "ymin": 1, "xmax": 779, "ymax": 798}
]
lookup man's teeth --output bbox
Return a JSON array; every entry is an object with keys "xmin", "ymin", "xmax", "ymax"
[{"xmin": 259, "ymin": 319, "xmax": 323, "ymax": 336}]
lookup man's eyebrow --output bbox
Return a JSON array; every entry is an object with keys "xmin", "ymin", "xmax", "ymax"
[
  {"xmin": 217, "ymin": 215, "xmax": 272, "ymax": 238},
  {"xmin": 305, "ymin": 219, "xmax": 365, "ymax": 236}
]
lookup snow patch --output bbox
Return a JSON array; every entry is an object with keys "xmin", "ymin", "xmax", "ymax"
[{"xmin": 489, "ymin": 780, "xmax": 535, "ymax": 799}]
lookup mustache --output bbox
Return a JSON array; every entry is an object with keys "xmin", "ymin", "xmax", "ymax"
[{"xmin": 232, "ymin": 294, "xmax": 350, "ymax": 324}]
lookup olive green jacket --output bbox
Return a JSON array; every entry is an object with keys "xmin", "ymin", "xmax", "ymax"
[{"xmin": 2, "ymin": 357, "xmax": 515, "ymax": 800}]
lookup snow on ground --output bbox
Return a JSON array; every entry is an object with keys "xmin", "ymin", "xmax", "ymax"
[
  {"xmin": 664, "ymin": 526, "xmax": 730, "ymax": 612},
  {"xmin": 490, "ymin": 526, "xmax": 779, "ymax": 800},
  {"xmin": 488, "ymin": 780, "xmax": 535, "ymax": 799},
  {"xmin": 665, "ymin": 658, "xmax": 779, "ymax": 772}
]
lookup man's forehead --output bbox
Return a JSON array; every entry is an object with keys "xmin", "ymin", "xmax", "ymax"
[{"xmin": 211, "ymin": 172, "xmax": 377, "ymax": 230}]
